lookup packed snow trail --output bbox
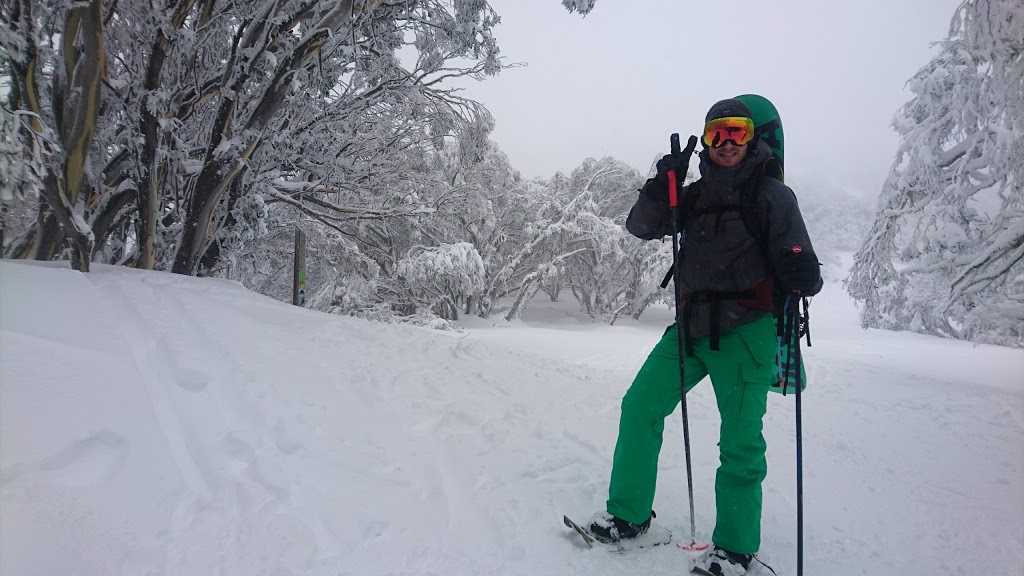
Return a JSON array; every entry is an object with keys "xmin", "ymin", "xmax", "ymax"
[{"xmin": 1, "ymin": 260, "xmax": 1021, "ymax": 575}]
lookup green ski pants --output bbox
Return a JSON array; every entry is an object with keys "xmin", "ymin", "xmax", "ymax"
[{"xmin": 606, "ymin": 314, "xmax": 777, "ymax": 554}]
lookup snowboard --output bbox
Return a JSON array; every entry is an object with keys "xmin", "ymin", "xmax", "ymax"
[
  {"xmin": 562, "ymin": 515, "xmax": 672, "ymax": 552},
  {"xmin": 735, "ymin": 93, "xmax": 808, "ymax": 395},
  {"xmin": 735, "ymin": 93, "xmax": 785, "ymax": 182}
]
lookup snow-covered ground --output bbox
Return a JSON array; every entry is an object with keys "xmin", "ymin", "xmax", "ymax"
[{"xmin": 1, "ymin": 259, "xmax": 1021, "ymax": 576}]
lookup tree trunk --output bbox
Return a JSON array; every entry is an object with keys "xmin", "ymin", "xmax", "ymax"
[
  {"xmin": 91, "ymin": 186, "xmax": 136, "ymax": 258},
  {"xmin": 33, "ymin": 210, "xmax": 64, "ymax": 261},
  {"xmin": 4, "ymin": 221, "xmax": 38, "ymax": 259},
  {"xmin": 505, "ymin": 275, "xmax": 542, "ymax": 321},
  {"xmin": 137, "ymin": 0, "xmax": 200, "ymax": 270},
  {"xmin": 20, "ymin": 0, "xmax": 106, "ymax": 272}
]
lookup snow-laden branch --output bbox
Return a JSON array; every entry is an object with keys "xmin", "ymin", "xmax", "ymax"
[{"xmin": 848, "ymin": 0, "xmax": 1024, "ymax": 347}]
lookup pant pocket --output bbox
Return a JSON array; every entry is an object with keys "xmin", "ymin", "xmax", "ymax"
[{"xmin": 734, "ymin": 317, "xmax": 778, "ymax": 386}]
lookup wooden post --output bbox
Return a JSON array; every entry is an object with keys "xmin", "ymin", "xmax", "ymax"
[{"xmin": 293, "ymin": 228, "xmax": 307, "ymax": 306}]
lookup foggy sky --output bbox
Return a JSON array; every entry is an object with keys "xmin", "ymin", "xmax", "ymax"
[{"xmin": 453, "ymin": 0, "xmax": 963, "ymax": 200}]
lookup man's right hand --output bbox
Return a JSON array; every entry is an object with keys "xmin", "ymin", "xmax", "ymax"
[
  {"xmin": 643, "ymin": 154, "xmax": 689, "ymax": 204},
  {"xmin": 656, "ymin": 153, "xmax": 689, "ymax": 183}
]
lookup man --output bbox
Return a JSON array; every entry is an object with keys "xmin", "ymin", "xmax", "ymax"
[{"xmin": 588, "ymin": 99, "xmax": 822, "ymax": 575}]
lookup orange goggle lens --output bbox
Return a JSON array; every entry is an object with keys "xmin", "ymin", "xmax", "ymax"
[{"xmin": 702, "ymin": 117, "xmax": 755, "ymax": 148}]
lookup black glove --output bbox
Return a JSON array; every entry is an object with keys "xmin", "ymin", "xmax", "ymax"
[
  {"xmin": 656, "ymin": 153, "xmax": 690, "ymax": 183},
  {"xmin": 777, "ymin": 247, "xmax": 821, "ymax": 295},
  {"xmin": 642, "ymin": 153, "xmax": 689, "ymax": 203}
]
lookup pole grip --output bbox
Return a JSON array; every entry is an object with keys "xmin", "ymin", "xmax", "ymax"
[{"xmin": 669, "ymin": 133, "xmax": 681, "ymax": 207}]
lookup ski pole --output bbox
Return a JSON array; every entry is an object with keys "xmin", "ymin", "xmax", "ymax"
[
  {"xmin": 784, "ymin": 293, "xmax": 806, "ymax": 576},
  {"xmin": 667, "ymin": 133, "xmax": 705, "ymax": 553},
  {"xmin": 795, "ymin": 296, "xmax": 808, "ymax": 576}
]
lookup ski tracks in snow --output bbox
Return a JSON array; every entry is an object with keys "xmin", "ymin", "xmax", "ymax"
[
  {"xmin": 86, "ymin": 271, "xmax": 328, "ymax": 574},
  {"xmin": 76, "ymin": 272, "xmax": 616, "ymax": 574},
  {"xmin": 88, "ymin": 273, "xmax": 214, "ymax": 501}
]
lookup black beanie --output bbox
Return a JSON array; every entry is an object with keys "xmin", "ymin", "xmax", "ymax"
[{"xmin": 705, "ymin": 98, "xmax": 752, "ymax": 122}]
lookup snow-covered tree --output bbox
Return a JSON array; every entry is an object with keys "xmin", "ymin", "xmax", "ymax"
[
  {"xmin": 561, "ymin": 0, "xmax": 597, "ymax": 14},
  {"xmin": 483, "ymin": 177, "xmax": 572, "ymax": 321},
  {"xmin": 555, "ymin": 157, "xmax": 650, "ymax": 321},
  {"xmin": 397, "ymin": 242, "xmax": 485, "ymax": 320},
  {"xmin": 847, "ymin": 0, "xmax": 1023, "ymax": 347},
  {"xmin": 3, "ymin": 0, "xmax": 103, "ymax": 270},
  {"xmin": 492, "ymin": 157, "xmax": 659, "ymax": 322},
  {"xmin": 0, "ymin": 84, "xmax": 45, "ymax": 254},
  {"xmin": 428, "ymin": 139, "xmax": 526, "ymax": 317},
  {"xmin": 1, "ymin": 0, "xmax": 597, "ymax": 278},
  {"xmin": 2, "ymin": 1, "xmax": 653, "ymax": 329}
]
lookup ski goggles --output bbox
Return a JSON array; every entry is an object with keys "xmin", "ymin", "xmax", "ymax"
[{"xmin": 702, "ymin": 116, "xmax": 755, "ymax": 148}]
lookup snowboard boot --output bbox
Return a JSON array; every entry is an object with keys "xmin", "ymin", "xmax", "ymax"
[
  {"xmin": 701, "ymin": 545, "xmax": 753, "ymax": 576},
  {"xmin": 588, "ymin": 510, "xmax": 655, "ymax": 543}
]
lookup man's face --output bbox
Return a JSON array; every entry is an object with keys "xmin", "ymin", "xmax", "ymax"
[{"xmin": 708, "ymin": 141, "xmax": 748, "ymax": 168}]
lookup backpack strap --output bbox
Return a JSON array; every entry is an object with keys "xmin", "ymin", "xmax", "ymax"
[
  {"xmin": 683, "ymin": 289, "xmax": 757, "ymax": 353},
  {"xmin": 738, "ymin": 166, "xmax": 768, "ymax": 248},
  {"xmin": 680, "ymin": 178, "xmax": 703, "ymax": 223}
]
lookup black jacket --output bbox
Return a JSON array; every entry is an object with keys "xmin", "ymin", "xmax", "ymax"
[{"xmin": 626, "ymin": 140, "xmax": 821, "ymax": 338}]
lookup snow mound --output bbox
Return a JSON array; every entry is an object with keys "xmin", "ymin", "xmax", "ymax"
[{"xmin": 1, "ymin": 261, "xmax": 1021, "ymax": 575}]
